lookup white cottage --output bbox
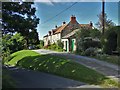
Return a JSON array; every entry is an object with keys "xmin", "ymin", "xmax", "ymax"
[{"xmin": 43, "ymin": 15, "xmax": 93, "ymax": 52}]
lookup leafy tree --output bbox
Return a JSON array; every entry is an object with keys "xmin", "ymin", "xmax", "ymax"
[
  {"xmin": 75, "ymin": 28, "xmax": 101, "ymax": 54},
  {"xmin": 2, "ymin": 2, "xmax": 40, "ymax": 47},
  {"xmin": 102, "ymin": 26, "xmax": 120, "ymax": 54},
  {"xmin": 96, "ymin": 13, "xmax": 115, "ymax": 30},
  {"xmin": 39, "ymin": 40, "xmax": 44, "ymax": 48},
  {"xmin": 90, "ymin": 29, "xmax": 101, "ymax": 39},
  {"xmin": 2, "ymin": 33, "xmax": 25, "ymax": 53},
  {"xmin": 29, "ymin": 29, "xmax": 40, "ymax": 45}
]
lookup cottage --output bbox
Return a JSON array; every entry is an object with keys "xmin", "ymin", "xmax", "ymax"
[{"xmin": 43, "ymin": 15, "xmax": 94, "ymax": 52}]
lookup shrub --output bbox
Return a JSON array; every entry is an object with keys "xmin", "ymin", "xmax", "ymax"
[
  {"xmin": 84, "ymin": 47, "xmax": 96, "ymax": 56},
  {"xmin": 57, "ymin": 40, "xmax": 64, "ymax": 49},
  {"xmin": 82, "ymin": 38, "xmax": 101, "ymax": 50},
  {"xmin": 39, "ymin": 40, "xmax": 44, "ymax": 49},
  {"xmin": 102, "ymin": 27, "xmax": 118, "ymax": 54}
]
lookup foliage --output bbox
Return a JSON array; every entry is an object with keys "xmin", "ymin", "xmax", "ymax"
[
  {"xmin": 93, "ymin": 54, "xmax": 120, "ymax": 65},
  {"xmin": 29, "ymin": 29, "xmax": 40, "ymax": 46},
  {"xmin": 90, "ymin": 29, "xmax": 101, "ymax": 38},
  {"xmin": 82, "ymin": 38, "xmax": 101, "ymax": 50},
  {"xmin": 2, "ymin": 33, "xmax": 26, "ymax": 63},
  {"xmin": 102, "ymin": 26, "xmax": 119, "ymax": 54},
  {"xmin": 75, "ymin": 29, "xmax": 90, "ymax": 40},
  {"xmin": 39, "ymin": 40, "xmax": 44, "ymax": 49},
  {"xmin": 75, "ymin": 28, "xmax": 101, "ymax": 55},
  {"xmin": 57, "ymin": 40, "xmax": 64, "ymax": 49},
  {"xmin": 2, "ymin": 33, "xmax": 25, "ymax": 53},
  {"xmin": 46, "ymin": 40, "xmax": 64, "ymax": 52},
  {"xmin": 96, "ymin": 13, "xmax": 115, "ymax": 30},
  {"xmin": 4, "ymin": 50, "xmax": 119, "ymax": 87},
  {"xmin": 2, "ymin": 2, "xmax": 40, "ymax": 47},
  {"xmin": 116, "ymin": 26, "xmax": 120, "ymax": 52},
  {"xmin": 84, "ymin": 47, "xmax": 96, "ymax": 56}
]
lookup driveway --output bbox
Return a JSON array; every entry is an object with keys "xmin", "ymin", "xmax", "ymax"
[
  {"xmin": 4, "ymin": 66, "xmax": 100, "ymax": 88},
  {"xmin": 33, "ymin": 49, "xmax": 120, "ymax": 80}
]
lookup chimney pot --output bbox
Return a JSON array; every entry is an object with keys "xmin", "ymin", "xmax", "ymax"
[
  {"xmin": 90, "ymin": 21, "xmax": 93, "ymax": 27},
  {"xmin": 55, "ymin": 25, "xmax": 57, "ymax": 28},
  {"xmin": 63, "ymin": 21, "xmax": 66, "ymax": 25}
]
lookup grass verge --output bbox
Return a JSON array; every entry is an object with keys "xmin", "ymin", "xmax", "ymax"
[
  {"xmin": 5, "ymin": 50, "xmax": 119, "ymax": 88},
  {"xmin": 91, "ymin": 54, "xmax": 120, "ymax": 65}
]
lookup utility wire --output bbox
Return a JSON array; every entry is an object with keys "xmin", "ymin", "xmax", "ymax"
[{"xmin": 40, "ymin": 2, "xmax": 78, "ymax": 25}]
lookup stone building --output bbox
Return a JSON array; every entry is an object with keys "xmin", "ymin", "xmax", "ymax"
[{"xmin": 43, "ymin": 15, "xmax": 94, "ymax": 52}]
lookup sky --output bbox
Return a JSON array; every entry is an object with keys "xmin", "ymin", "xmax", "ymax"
[{"xmin": 34, "ymin": 1, "xmax": 119, "ymax": 40}]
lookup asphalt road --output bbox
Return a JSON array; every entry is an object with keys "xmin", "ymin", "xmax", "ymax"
[{"xmin": 6, "ymin": 66, "xmax": 100, "ymax": 88}]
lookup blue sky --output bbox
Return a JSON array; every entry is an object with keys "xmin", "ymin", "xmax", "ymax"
[{"xmin": 34, "ymin": 2, "xmax": 118, "ymax": 40}]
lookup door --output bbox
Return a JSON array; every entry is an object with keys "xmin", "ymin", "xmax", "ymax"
[
  {"xmin": 72, "ymin": 39, "xmax": 74, "ymax": 51},
  {"xmin": 66, "ymin": 41, "xmax": 67, "ymax": 51}
]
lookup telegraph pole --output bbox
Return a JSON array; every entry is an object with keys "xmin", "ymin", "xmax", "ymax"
[{"xmin": 102, "ymin": 0, "xmax": 105, "ymax": 35}]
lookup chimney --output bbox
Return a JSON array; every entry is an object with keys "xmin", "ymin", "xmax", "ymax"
[
  {"xmin": 70, "ymin": 15, "xmax": 76, "ymax": 24},
  {"xmin": 63, "ymin": 21, "xmax": 66, "ymax": 25},
  {"xmin": 48, "ymin": 31, "xmax": 51, "ymax": 36},
  {"xmin": 89, "ymin": 21, "xmax": 93, "ymax": 27},
  {"xmin": 55, "ymin": 25, "xmax": 57, "ymax": 28}
]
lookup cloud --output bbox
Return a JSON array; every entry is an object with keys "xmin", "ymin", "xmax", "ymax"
[{"xmin": 34, "ymin": 0, "xmax": 54, "ymax": 5}]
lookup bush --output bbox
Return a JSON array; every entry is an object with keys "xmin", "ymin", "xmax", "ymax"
[
  {"xmin": 45, "ymin": 40, "xmax": 64, "ymax": 52},
  {"xmin": 57, "ymin": 40, "xmax": 64, "ymax": 48},
  {"xmin": 102, "ymin": 27, "xmax": 118, "ymax": 54},
  {"xmin": 39, "ymin": 40, "xmax": 44, "ymax": 49},
  {"xmin": 80, "ymin": 38, "xmax": 101, "ymax": 51},
  {"xmin": 84, "ymin": 47, "xmax": 96, "ymax": 56}
]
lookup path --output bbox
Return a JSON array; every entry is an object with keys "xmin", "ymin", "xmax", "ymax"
[{"xmin": 34, "ymin": 49, "xmax": 120, "ymax": 80}]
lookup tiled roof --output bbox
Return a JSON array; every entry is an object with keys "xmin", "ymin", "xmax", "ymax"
[
  {"xmin": 79, "ymin": 24, "xmax": 90, "ymax": 28},
  {"xmin": 43, "ymin": 34, "xmax": 48, "ymax": 37},
  {"xmin": 54, "ymin": 24, "xmax": 67, "ymax": 34},
  {"xmin": 62, "ymin": 29, "xmax": 79, "ymax": 39}
]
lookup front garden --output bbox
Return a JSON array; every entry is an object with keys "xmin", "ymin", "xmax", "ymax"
[{"xmin": 75, "ymin": 26, "xmax": 120, "ymax": 65}]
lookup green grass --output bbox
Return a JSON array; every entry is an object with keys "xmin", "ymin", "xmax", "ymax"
[
  {"xmin": 92, "ymin": 54, "xmax": 120, "ymax": 65},
  {"xmin": 5, "ymin": 50, "xmax": 119, "ymax": 88}
]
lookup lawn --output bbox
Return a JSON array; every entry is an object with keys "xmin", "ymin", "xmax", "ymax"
[
  {"xmin": 5, "ymin": 50, "xmax": 119, "ymax": 88},
  {"xmin": 92, "ymin": 54, "xmax": 120, "ymax": 66}
]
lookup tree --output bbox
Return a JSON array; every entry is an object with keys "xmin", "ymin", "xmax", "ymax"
[
  {"xmin": 89, "ymin": 29, "xmax": 101, "ymax": 39},
  {"xmin": 75, "ymin": 28, "xmax": 101, "ymax": 54},
  {"xmin": 2, "ymin": 33, "xmax": 25, "ymax": 53},
  {"xmin": 2, "ymin": 2, "xmax": 40, "ymax": 47},
  {"xmin": 96, "ymin": 13, "xmax": 115, "ymax": 31},
  {"xmin": 102, "ymin": 26, "xmax": 120, "ymax": 54},
  {"xmin": 29, "ymin": 29, "xmax": 40, "ymax": 45}
]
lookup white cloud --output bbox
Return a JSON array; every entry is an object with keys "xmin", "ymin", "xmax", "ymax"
[{"xmin": 34, "ymin": 0, "xmax": 54, "ymax": 5}]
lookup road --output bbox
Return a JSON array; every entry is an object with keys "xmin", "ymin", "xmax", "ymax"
[
  {"xmin": 5, "ymin": 66, "xmax": 100, "ymax": 88},
  {"xmin": 33, "ymin": 49, "xmax": 120, "ymax": 80}
]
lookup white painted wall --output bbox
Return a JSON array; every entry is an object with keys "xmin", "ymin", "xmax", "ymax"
[
  {"xmin": 43, "ymin": 37, "xmax": 48, "ymax": 46},
  {"xmin": 43, "ymin": 33, "xmax": 61, "ymax": 46},
  {"xmin": 61, "ymin": 39, "xmax": 69, "ymax": 52},
  {"xmin": 51, "ymin": 33, "xmax": 61, "ymax": 44}
]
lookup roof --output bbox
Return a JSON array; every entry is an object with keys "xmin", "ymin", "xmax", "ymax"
[
  {"xmin": 43, "ymin": 34, "xmax": 48, "ymax": 37},
  {"xmin": 62, "ymin": 29, "xmax": 79, "ymax": 39},
  {"xmin": 54, "ymin": 24, "xmax": 67, "ymax": 34},
  {"xmin": 79, "ymin": 24, "xmax": 91, "ymax": 28}
]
